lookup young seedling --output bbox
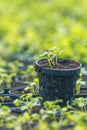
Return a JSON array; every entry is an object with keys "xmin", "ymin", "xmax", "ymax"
[
  {"xmin": 21, "ymin": 65, "xmax": 36, "ymax": 81},
  {"xmin": 40, "ymin": 47, "xmax": 64, "ymax": 68},
  {"xmin": 0, "ymin": 96, "xmax": 12, "ymax": 102},
  {"xmin": 0, "ymin": 71, "xmax": 16, "ymax": 88},
  {"xmin": 72, "ymin": 97, "xmax": 87, "ymax": 112},
  {"xmin": 0, "ymin": 68, "xmax": 7, "ymax": 88},
  {"xmin": 8, "ymin": 60, "xmax": 23, "ymax": 74},
  {"xmin": 24, "ymin": 78, "xmax": 39, "ymax": 95}
]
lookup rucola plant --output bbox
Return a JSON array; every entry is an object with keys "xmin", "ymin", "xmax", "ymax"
[{"xmin": 40, "ymin": 47, "xmax": 64, "ymax": 68}]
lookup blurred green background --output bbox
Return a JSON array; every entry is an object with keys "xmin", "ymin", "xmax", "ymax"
[{"xmin": 0, "ymin": 0, "xmax": 87, "ymax": 64}]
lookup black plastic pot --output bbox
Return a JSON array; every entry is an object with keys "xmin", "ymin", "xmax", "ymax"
[
  {"xmin": 2, "ymin": 88, "xmax": 10, "ymax": 94},
  {"xmin": 0, "ymin": 94, "xmax": 19, "ymax": 107},
  {"xmin": 0, "ymin": 88, "xmax": 4, "ymax": 94},
  {"xmin": 81, "ymin": 85, "xmax": 87, "ymax": 89},
  {"xmin": 1, "ymin": 102, "xmax": 16, "ymax": 107},
  {"xmin": 0, "ymin": 81, "xmax": 28, "ymax": 90},
  {"xmin": 0, "ymin": 93, "xmax": 25, "ymax": 114},
  {"xmin": 35, "ymin": 58, "xmax": 82, "ymax": 106},
  {"xmin": 0, "ymin": 82, "xmax": 28, "ymax": 95},
  {"xmin": 0, "ymin": 96, "xmax": 22, "ymax": 114},
  {"xmin": 74, "ymin": 94, "xmax": 87, "ymax": 98},
  {"xmin": 9, "ymin": 86, "xmax": 26, "ymax": 97}
]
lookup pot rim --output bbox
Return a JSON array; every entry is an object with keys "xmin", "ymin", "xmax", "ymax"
[
  {"xmin": 9, "ymin": 86, "xmax": 26, "ymax": 96},
  {"xmin": 36, "ymin": 58, "xmax": 82, "ymax": 71},
  {"xmin": 0, "ymin": 88, "xmax": 4, "ymax": 94},
  {"xmin": 0, "ymin": 93, "xmax": 19, "ymax": 97},
  {"xmin": 74, "ymin": 93, "xmax": 87, "ymax": 98}
]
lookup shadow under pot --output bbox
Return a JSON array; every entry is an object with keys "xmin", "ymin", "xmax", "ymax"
[
  {"xmin": 35, "ymin": 58, "xmax": 82, "ymax": 106},
  {"xmin": 0, "ymin": 94, "xmax": 18, "ymax": 107},
  {"xmin": 9, "ymin": 86, "xmax": 30, "ymax": 97}
]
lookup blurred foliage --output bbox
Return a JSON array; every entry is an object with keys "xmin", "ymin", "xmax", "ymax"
[{"xmin": 0, "ymin": 0, "xmax": 87, "ymax": 63}]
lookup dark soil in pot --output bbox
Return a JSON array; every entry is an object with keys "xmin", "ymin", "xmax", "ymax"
[
  {"xmin": 79, "ymin": 85, "xmax": 87, "ymax": 94},
  {"xmin": 35, "ymin": 58, "xmax": 82, "ymax": 106},
  {"xmin": 0, "ymin": 94, "xmax": 18, "ymax": 103},
  {"xmin": 82, "ymin": 75, "xmax": 87, "ymax": 81},
  {"xmin": 38, "ymin": 58, "xmax": 80, "ymax": 69},
  {"xmin": 11, "ymin": 81, "xmax": 28, "ymax": 88},
  {"xmin": 10, "ymin": 107, "xmax": 23, "ymax": 115},
  {"xmin": 32, "ymin": 103, "xmax": 42, "ymax": 114},
  {"xmin": 9, "ymin": 86, "xmax": 31, "ymax": 96},
  {"xmin": 80, "ymin": 89, "xmax": 87, "ymax": 94}
]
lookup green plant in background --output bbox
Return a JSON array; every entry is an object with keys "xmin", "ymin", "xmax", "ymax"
[
  {"xmin": 72, "ymin": 97, "xmax": 87, "ymax": 112},
  {"xmin": 23, "ymin": 78, "xmax": 39, "ymax": 95},
  {"xmin": 0, "ymin": 95, "xmax": 87, "ymax": 130},
  {"xmin": 59, "ymin": 109, "xmax": 87, "ymax": 130},
  {"xmin": 0, "ymin": 69, "xmax": 16, "ymax": 88},
  {"xmin": 0, "ymin": 58, "xmax": 7, "ymax": 68},
  {"xmin": 40, "ymin": 47, "xmax": 64, "ymax": 68},
  {"xmin": 8, "ymin": 61, "xmax": 24, "ymax": 74},
  {"xmin": 21, "ymin": 65, "xmax": 36, "ymax": 81},
  {"xmin": 0, "ymin": 68, "xmax": 7, "ymax": 87},
  {"xmin": 40, "ymin": 100, "xmax": 61, "ymax": 122},
  {"xmin": 43, "ymin": 100, "xmax": 62, "ymax": 110},
  {"xmin": 0, "ymin": 106, "xmax": 16, "ymax": 129},
  {"xmin": 14, "ymin": 93, "xmax": 42, "ymax": 115},
  {"xmin": 0, "ymin": 0, "xmax": 87, "ymax": 64}
]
